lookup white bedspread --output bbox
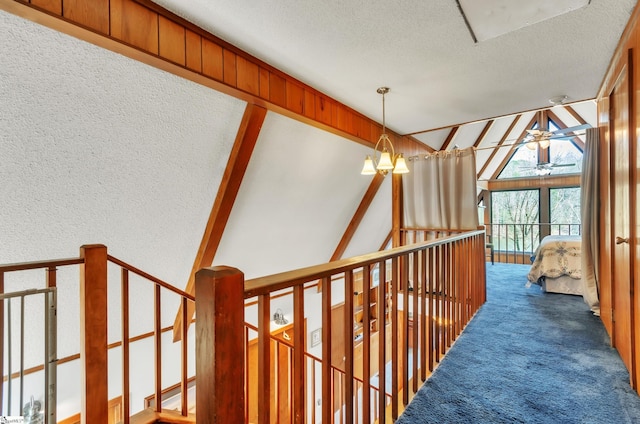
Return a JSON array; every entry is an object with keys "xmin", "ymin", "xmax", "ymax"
[{"xmin": 527, "ymin": 235, "xmax": 582, "ymax": 283}]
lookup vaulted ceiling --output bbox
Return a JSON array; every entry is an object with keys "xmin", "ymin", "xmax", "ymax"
[
  {"xmin": 152, "ymin": 0, "xmax": 633, "ymax": 136},
  {"xmin": 0, "ymin": 0, "xmax": 630, "ymax": 293}
]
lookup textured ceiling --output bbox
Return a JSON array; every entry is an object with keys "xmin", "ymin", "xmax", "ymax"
[{"xmin": 153, "ymin": 0, "xmax": 634, "ymax": 135}]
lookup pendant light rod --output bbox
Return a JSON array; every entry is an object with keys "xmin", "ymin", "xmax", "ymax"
[{"xmin": 378, "ymin": 86, "xmax": 389, "ymax": 134}]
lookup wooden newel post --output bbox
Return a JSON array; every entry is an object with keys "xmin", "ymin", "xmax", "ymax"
[
  {"xmin": 195, "ymin": 266, "xmax": 245, "ymax": 424},
  {"xmin": 79, "ymin": 244, "xmax": 108, "ymax": 424}
]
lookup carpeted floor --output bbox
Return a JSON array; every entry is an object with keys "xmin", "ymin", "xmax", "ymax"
[{"xmin": 396, "ymin": 263, "xmax": 640, "ymax": 424}]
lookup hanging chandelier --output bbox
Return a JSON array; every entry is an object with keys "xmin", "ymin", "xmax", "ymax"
[{"xmin": 361, "ymin": 87, "xmax": 410, "ymax": 176}]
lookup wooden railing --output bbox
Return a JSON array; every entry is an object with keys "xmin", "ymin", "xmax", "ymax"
[
  {"xmin": 487, "ymin": 223, "xmax": 582, "ymax": 264},
  {"xmin": 0, "ymin": 245, "xmax": 196, "ymax": 424},
  {"xmin": 196, "ymin": 230, "xmax": 486, "ymax": 423},
  {"xmin": 0, "ymin": 256, "xmax": 83, "ymax": 423},
  {"xmin": 0, "ymin": 232, "xmax": 485, "ymax": 423}
]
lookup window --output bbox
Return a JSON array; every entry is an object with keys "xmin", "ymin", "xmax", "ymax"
[
  {"xmin": 498, "ymin": 145, "xmax": 539, "ymax": 179},
  {"xmin": 548, "ymin": 140, "xmax": 582, "ymax": 175},
  {"xmin": 491, "ymin": 190, "xmax": 540, "ymax": 253},
  {"xmin": 550, "ymin": 187, "xmax": 581, "ymax": 234},
  {"xmin": 498, "ymin": 120, "xmax": 584, "ymax": 179}
]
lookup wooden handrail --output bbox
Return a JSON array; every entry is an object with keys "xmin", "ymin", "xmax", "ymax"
[
  {"xmin": 244, "ymin": 230, "xmax": 484, "ymax": 297},
  {"xmin": 0, "ymin": 257, "xmax": 84, "ymax": 273},
  {"xmin": 0, "ymin": 233, "xmax": 486, "ymax": 423},
  {"xmin": 108, "ymin": 255, "xmax": 195, "ymax": 301},
  {"xmin": 0, "ymin": 247, "xmax": 197, "ymax": 423},
  {"xmin": 199, "ymin": 230, "xmax": 486, "ymax": 423}
]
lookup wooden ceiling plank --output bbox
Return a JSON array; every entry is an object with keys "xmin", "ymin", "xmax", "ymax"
[
  {"xmin": 477, "ymin": 115, "xmax": 521, "ymax": 178},
  {"xmin": 172, "ymin": 103, "xmax": 267, "ymax": 341},
  {"xmin": 330, "ymin": 173, "xmax": 385, "ymax": 261}
]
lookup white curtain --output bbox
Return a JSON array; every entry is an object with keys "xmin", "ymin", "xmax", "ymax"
[
  {"xmin": 403, "ymin": 147, "xmax": 479, "ymax": 230},
  {"xmin": 580, "ymin": 127, "xmax": 600, "ymax": 315}
]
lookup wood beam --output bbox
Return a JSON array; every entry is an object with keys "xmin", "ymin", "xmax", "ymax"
[
  {"xmin": 330, "ymin": 173, "xmax": 385, "ymax": 261},
  {"xmin": 564, "ymin": 104, "xmax": 589, "ymax": 126},
  {"xmin": 547, "ymin": 109, "xmax": 586, "ymax": 151},
  {"xmin": 439, "ymin": 127, "xmax": 459, "ymax": 151},
  {"xmin": 173, "ymin": 103, "xmax": 267, "ymax": 341},
  {"xmin": 486, "ymin": 174, "xmax": 581, "ymax": 191},
  {"xmin": 473, "ymin": 120, "xmax": 494, "ymax": 148},
  {"xmin": 477, "ymin": 115, "xmax": 521, "ymax": 179},
  {"xmin": 380, "ymin": 230, "xmax": 393, "ymax": 251},
  {"xmin": 1, "ymin": 0, "xmax": 429, "ymax": 155},
  {"xmin": 489, "ymin": 114, "xmax": 538, "ymax": 180}
]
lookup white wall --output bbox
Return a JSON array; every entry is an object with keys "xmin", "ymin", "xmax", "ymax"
[
  {"xmin": 0, "ymin": 6, "xmax": 393, "ymax": 418},
  {"xmin": 0, "ymin": 9, "xmax": 243, "ymax": 417}
]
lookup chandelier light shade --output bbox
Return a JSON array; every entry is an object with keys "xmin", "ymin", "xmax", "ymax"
[
  {"xmin": 361, "ymin": 156, "xmax": 376, "ymax": 175},
  {"xmin": 361, "ymin": 87, "xmax": 410, "ymax": 176},
  {"xmin": 538, "ymin": 138, "xmax": 550, "ymax": 149},
  {"xmin": 525, "ymin": 137, "xmax": 551, "ymax": 150},
  {"xmin": 525, "ymin": 140, "xmax": 538, "ymax": 150}
]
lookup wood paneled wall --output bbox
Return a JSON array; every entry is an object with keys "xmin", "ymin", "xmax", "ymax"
[
  {"xmin": 596, "ymin": 0, "xmax": 640, "ymax": 391},
  {"xmin": 4, "ymin": 0, "xmax": 430, "ymax": 156}
]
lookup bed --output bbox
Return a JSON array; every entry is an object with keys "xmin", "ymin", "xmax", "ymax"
[{"xmin": 527, "ymin": 235, "xmax": 583, "ymax": 295}]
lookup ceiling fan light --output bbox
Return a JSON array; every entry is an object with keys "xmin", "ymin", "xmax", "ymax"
[
  {"xmin": 361, "ymin": 156, "xmax": 377, "ymax": 175},
  {"xmin": 539, "ymin": 138, "xmax": 550, "ymax": 149},
  {"xmin": 392, "ymin": 154, "xmax": 410, "ymax": 174},
  {"xmin": 377, "ymin": 149, "xmax": 394, "ymax": 170},
  {"xmin": 525, "ymin": 141, "xmax": 537, "ymax": 150}
]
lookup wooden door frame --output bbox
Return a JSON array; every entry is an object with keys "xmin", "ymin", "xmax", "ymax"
[{"xmin": 608, "ymin": 49, "xmax": 636, "ymax": 387}]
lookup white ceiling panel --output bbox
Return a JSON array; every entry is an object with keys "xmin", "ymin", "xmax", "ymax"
[
  {"xmin": 458, "ymin": 0, "xmax": 590, "ymax": 42},
  {"xmin": 154, "ymin": 0, "xmax": 634, "ymax": 133}
]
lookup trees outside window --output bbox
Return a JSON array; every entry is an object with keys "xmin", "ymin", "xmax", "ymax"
[
  {"xmin": 491, "ymin": 190, "xmax": 540, "ymax": 253},
  {"xmin": 550, "ymin": 187, "xmax": 581, "ymax": 234}
]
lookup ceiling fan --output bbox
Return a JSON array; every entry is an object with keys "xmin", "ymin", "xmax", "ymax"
[
  {"xmin": 522, "ymin": 123, "xmax": 591, "ymax": 149},
  {"xmin": 520, "ymin": 161, "xmax": 576, "ymax": 175}
]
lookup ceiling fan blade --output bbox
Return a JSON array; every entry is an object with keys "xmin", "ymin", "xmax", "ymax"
[
  {"xmin": 526, "ymin": 129, "xmax": 543, "ymax": 136},
  {"xmin": 550, "ymin": 163, "xmax": 576, "ymax": 167},
  {"xmin": 548, "ymin": 135, "xmax": 583, "ymax": 140},
  {"xmin": 551, "ymin": 123, "xmax": 591, "ymax": 135}
]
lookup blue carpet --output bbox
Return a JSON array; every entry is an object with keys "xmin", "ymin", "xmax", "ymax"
[{"xmin": 396, "ymin": 263, "xmax": 640, "ymax": 424}]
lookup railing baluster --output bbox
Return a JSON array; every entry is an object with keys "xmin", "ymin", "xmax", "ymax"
[
  {"xmin": 434, "ymin": 246, "xmax": 441, "ymax": 365},
  {"xmin": 401, "ymin": 254, "xmax": 410, "ymax": 406},
  {"xmin": 293, "ymin": 284, "xmax": 305, "ymax": 424},
  {"xmin": 245, "ymin": 327, "xmax": 250, "ymax": 424},
  {"xmin": 7, "ymin": 299, "xmax": 11, "ymax": 416},
  {"xmin": 19, "ymin": 295, "xmax": 24, "ymax": 415},
  {"xmin": 412, "ymin": 251, "xmax": 419, "ymax": 394},
  {"xmin": 344, "ymin": 270, "xmax": 354, "ymax": 421},
  {"xmin": 321, "ymin": 276, "xmax": 331, "ymax": 424},
  {"xmin": 258, "ymin": 293, "xmax": 270, "ymax": 424},
  {"xmin": 420, "ymin": 249, "xmax": 427, "ymax": 382},
  {"xmin": 0, "ymin": 272, "xmax": 3, "ymax": 416},
  {"xmin": 180, "ymin": 297, "xmax": 188, "ymax": 416},
  {"xmin": 121, "ymin": 269, "xmax": 130, "ymax": 423},
  {"xmin": 362, "ymin": 265, "xmax": 371, "ymax": 424},
  {"xmin": 391, "ymin": 256, "xmax": 399, "ymax": 420},
  {"xmin": 154, "ymin": 284, "xmax": 162, "ymax": 413},
  {"xmin": 377, "ymin": 260, "xmax": 387, "ymax": 424},
  {"xmin": 45, "ymin": 266, "xmax": 57, "ymax": 424}
]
